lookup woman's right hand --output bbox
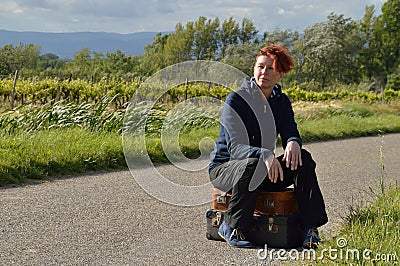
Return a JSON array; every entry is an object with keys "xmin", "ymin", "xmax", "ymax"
[{"xmin": 265, "ymin": 156, "xmax": 284, "ymax": 183}]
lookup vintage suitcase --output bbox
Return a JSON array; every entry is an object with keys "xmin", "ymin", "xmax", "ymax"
[
  {"xmin": 212, "ymin": 187, "xmax": 299, "ymax": 215},
  {"xmin": 205, "ymin": 209, "xmax": 302, "ymax": 248}
]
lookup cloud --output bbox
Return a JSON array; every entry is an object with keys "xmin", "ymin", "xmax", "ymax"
[{"xmin": 1, "ymin": 0, "xmax": 385, "ymax": 34}]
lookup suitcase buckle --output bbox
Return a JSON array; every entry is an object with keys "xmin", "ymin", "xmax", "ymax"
[
  {"xmin": 267, "ymin": 217, "xmax": 279, "ymax": 233},
  {"xmin": 216, "ymin": 195, "xmax": 227, "ymax": 204},
  {"xmin": 212, "ymin": 211, "xmax": 223, "ymax": 227}
]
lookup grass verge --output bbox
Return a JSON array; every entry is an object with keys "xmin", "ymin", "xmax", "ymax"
[
  {"xmin": 314, "ymin": 185, "xmax": 400, "ymax": 265},
  {"xmin": 0, "ymin": 128, "xmax": 125, "ymax": 186}
]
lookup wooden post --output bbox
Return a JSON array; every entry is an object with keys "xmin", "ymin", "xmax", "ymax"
[
  {"xmin": 163, "ymin": 79, "xmax": 167, "ymax": 103},
  {"xmin": 185, "ymin": 78, "xmax": 188, "ymax": 101},
  {"xmin": 11, "ymin": 69, "xmax": 19, "ymax": 109},
  {"xmin": 104, "ymin": 73, "xmax": 110, "ymax": 98}
]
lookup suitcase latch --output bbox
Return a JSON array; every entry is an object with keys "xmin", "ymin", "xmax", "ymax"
[
  {"xmin": 212, "ymin": 211, "xmax": 223, "ymax": 227},
  {"xmin": 216, "ymin": 195, "xmax": 227, "ymax": 204},
  {"xmin": 267, "ymin": 217, "xmax": 279, "ymax": 233}
]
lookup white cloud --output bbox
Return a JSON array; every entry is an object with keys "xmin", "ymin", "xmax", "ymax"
[
  {"xmin": 277, "ymin": 8, "xmax": 286, "ymax": 15},
  {"xmin": 0, "ymin": 0, "xmax": 386, "ymax": 33}
]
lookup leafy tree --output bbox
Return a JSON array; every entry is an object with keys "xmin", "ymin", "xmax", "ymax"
[
  {"xmin": 221, "ymin": 42, "xmax": 258, "ymax": 76},
  {"xmin": 371, "ymin": 0, "xmax": 400, "ymax": 87},
  {"xmin": 163, "ymin": 22, "xmax": 194, "ymax": 64},
  {"xmin": 0, "ymin": 43, "xmax": 41, "ymax": 76},
  {"xmin": 101, "ymin": 49, "xmax": 139, "ymax": 80},
  {"xmin": 139, "ymin": 32, "xmax": 169, "ymax": 76},
  {"xmin": 262, "ymin": 28, "xmax": 296, "ymax": 48},
  {"xmin": 239, "ymin": 18, "xmax": 259, "ymax": 44},
  {"xmin": 192, "ymin": 16, "xmax": 220, "ymax": 60},
  {"xmin": 358, "ymin": 5, "xmax": 379, "ymax": 83},
  {"xmin": 301, "ymin": 13, "xmax": 362, "ymax": 89},
  {"xmin": 219, "ymin": 17, "xmax": 240, "ymax": 58}
]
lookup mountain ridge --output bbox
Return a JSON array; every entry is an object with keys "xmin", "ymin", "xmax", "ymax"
[{"xmin": 0, "ymin": 29, "xmax": 161, "ymax": 58}]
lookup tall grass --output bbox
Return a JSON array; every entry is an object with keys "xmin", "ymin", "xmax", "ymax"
[{"xmin": 0, "ymin": 96, "xmax": 125, "ymax": 134}]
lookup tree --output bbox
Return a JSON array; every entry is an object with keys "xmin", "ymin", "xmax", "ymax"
[
  {"xmin": 219, "ymin": 17, "xmax": 240, "ymax": 59},
  {"xmin": 301, "ymin": 13, "xmax": 362, "ymax": 89},
  {"xmin": 102, "ymin": 49, "xmax": 139, "ymax": 79},
  {"xmin": 163, "ymin": 22, "xmax": 194, "ymax": 64},
  {"xmin": 139, "ymin": 32, "xmax": 169, "ymax": 77},
  {"xmin": 221, "ymin": 42, "xmax": 258, "ymax": 76},
  {"xmin": 65, "ymin": 48, "xmax": 101, "ymax": 80},
  {"xmin": 371, "ymin": 0, "xmax": 400, "ymax": 87},
  {"xmin": 192, "ymin": 16, "xmax": 220, "ymax": 60},
  {"xmin": 0, "ymin": 43, "xmax": 41, "ymax": 76},
  {"xmin": 239, "ymin": 18, "xmax": 259, "ymax": 44},
  {"xmin": 358, "ymin": 5, "xmax": 378, "ymax": 82}
]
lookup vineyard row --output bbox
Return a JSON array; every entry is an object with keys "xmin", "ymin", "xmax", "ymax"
[{"xmin": 1, "ymin": 77, "xmax": 400, "ymax": 109}]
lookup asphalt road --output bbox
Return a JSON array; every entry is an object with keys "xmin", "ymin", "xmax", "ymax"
[{"xmin": 1, "ymin": 134, "xmax": 399, "ymax": 265}]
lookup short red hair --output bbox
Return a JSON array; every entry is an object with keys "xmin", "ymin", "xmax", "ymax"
[{"xmin": 255, "ymin": 44, "xmax": 294, "ymax": 74}]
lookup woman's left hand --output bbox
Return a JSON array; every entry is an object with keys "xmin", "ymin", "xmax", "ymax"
[{"xmin": 283, "ymin": 141, "xmax": 302, "ymax": 170}]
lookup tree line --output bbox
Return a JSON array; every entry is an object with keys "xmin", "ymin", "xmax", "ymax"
[{"xmin": 0, "ymin": 0, "xmax": 399, "ymax": 92}]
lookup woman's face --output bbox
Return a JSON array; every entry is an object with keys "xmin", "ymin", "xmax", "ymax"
[{"xmin": 253, "ymin": 54, "xmax": 282, "ymax": 93}]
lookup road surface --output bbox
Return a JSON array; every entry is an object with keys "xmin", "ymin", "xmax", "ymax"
[{"xmin": 1, "ymin": 134, "xmax": 399, "ymax": 265}]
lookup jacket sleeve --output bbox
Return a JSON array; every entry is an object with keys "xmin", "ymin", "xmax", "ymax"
[
  {"xmin": 279, "ymin": 94, "xmax": 302, "ymax": 149},
  {"xmin": 221, "ymin": 92, "xmax": 274, "ymax": 160}
]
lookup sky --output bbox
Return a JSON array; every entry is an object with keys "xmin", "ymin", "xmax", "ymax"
[{"xmin": 1, "ymin": 0, "xmax": 387, "ymax": 34}]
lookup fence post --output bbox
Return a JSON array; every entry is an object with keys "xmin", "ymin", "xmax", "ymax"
[
  {"xmin": 104, "ymin": 73, "xmax": 110, "ymax": 98},
  {"xmin": 11, "ymin": 69, "xmax": 19, "ymax": 109},
  {"xmin": 185, "ymin": 78, "xmax": 188, "ymax": 101}
]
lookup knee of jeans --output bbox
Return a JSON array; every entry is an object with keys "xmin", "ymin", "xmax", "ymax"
[{"xmin": 241, "ymin": 157, "xmax": 260, "ymax": 180}]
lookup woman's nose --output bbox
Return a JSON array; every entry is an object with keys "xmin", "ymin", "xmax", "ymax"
[{"xmin": 261, "ymin": 66, "xmax": 268, "ymax": 73}]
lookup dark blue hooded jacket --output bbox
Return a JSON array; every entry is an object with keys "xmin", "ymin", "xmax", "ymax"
[{"xmin": 209, "ymin": 77, "xmax": 302, "ymax": 173}]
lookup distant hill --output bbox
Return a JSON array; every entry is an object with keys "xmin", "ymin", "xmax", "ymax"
[{"xmin": 0, "ymin": 30, "xmax": 161, "ymax": 58}]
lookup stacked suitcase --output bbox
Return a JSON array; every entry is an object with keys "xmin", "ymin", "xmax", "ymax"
[{"xmin": 206, "ymin": 188, "xmax": 303, "ymax": 248}]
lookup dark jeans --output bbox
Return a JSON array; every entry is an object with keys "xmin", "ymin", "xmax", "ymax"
[{"xmin": 209, "ymin": 149, "xmax": 328, "ymax": 232}]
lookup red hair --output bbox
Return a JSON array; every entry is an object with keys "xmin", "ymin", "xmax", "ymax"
[{"xmin": 255, "ymin": 44, "xmax": 294, "ymax": 74}]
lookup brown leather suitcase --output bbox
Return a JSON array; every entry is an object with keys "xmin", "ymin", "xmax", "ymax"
[{"xmin": 212, "ymin": 187, "xmax": 299, "ymax": 215}]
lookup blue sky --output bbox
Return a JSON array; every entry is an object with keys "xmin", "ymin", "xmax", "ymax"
[{"xmin": 1, "ymin": 0, "xmax": 386, "ymax": 33}]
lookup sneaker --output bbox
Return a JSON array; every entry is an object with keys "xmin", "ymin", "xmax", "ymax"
[
  {"xmin": 303, "ymin": 227, "xmax": 320, "ymax": 249},
  {"xmin": 218, "ymin": 221, "xmax": 254, "ymax": 248}
]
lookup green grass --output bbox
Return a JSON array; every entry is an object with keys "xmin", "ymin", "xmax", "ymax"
[
  {"xmin": 0, "ymin": 128, "xmax": 125, "ymax": 185},
  {"xmin": 314, "ymin": 186, "xmax": 400, "ymax": 265},
  {"xmin": 298, "ymin": 114, "xmax": 400, "ymax": 142}
]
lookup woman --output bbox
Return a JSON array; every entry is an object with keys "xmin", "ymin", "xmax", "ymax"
[{"xmin": 209, "ymin": 44, "xmax": 328, "ymax": 248}]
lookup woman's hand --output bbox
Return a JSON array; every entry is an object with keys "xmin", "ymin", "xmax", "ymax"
[
  {"xmin": 283, "ymin": 140, "xmax": 302, "ymax": 171},
  {"xmin": 265, "ymin": 155, "xmax": 284, "ymax": 183}
]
